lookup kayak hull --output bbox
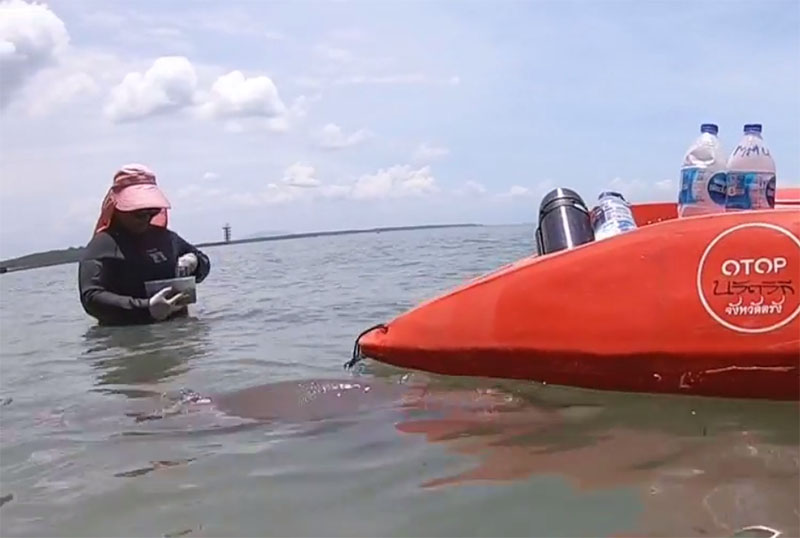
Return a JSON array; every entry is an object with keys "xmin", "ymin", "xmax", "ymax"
[
  {"xmin": 357, "ymin": 344, "xmax": 798, "ymax": 400},
  {"xmin": 357, "ymin": 203, "xmax": 800, "ymax": 401}
]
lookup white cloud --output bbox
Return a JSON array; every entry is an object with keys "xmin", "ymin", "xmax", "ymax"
[
  {"xmin": 221, "ymin": 170, "xmax": 557, "ymax": 211},
  {"xmin": 350, "ymin": 165, "xmax": 439, "ymax": 200},
  {"xmin": 319, "ymin": 184, "xmax": 352, "ymax": 198},
  {"xmin": 224, "ymin": 163, "xmax": 319, "ymax": 208},
  {"xmin": 0, "ymin": 0, "xmax": 69, "ymax": 108},
  {"xmin": 261, "ymin": 183, "xmax": 301, "ymax": 204},
  {"xmin": 196, "ymin": 70, "xmax": 287, "ymax": 120},
  {"xmin": 412, "ymin": 142, "xmax": 449, "ymax": 163},
  {"xmin": 491, "ymin": 179, "xmax": 556, "ymax": 201},
  {"xmin": 464, "ymin": 180, "xmax": 487, "ymax": 195},
  {"xmin": 221, "ymin": 117, "xmax": 289, "ymax": 134},
  {"xmin": 281, "ymin": 162, "xmax": 320, "ymax": 188},
  {"xmin": 104, "ymin": 56, "xmax": 198, "ymax": 122},
  {"xmin": 496, "ymin": 185, "xmax": 536, "ymax": 199},
  {"xmin": 453, "ymin": 180, "xmax": 487, "ymax": 196},
  {"xmin": 202, "ymin": 171, "xmax": 219, "ymax": 181},
  {"xmin": 230, "ymin": 182, "xmax": 300, "ymax": 206},
  {"xmin": 315, "ymin": 123, "xmax": 371, "ymax": 150},
  {"xmin": 289, "ymin": 95, "xmax": 312, "ymax": 119},
  {"xmin": 27, "ymin": 71, "xmax": 98, "ymax": 116},
  {"xmin": 655, "ymin": 179, "xmax": 674, "ymax": 192},
  {"xmin": 221, "ymin": 120, "xmax": 245, "ymax": 133},
  {"xmin": 508, "ymin": 185, "xmax": 531, "ymax": 196},
  {"xmin": 315, "ymin": 44, "xmax": 354, "ymax": 64},
  {"xmin": 103, "ymin": 61, "xmax": 296, "ymax": 129},
  {"xmin": 221, "ymin": 163, "xmax": 441, "ymax": 208},
  {"xmin": 15, "ymin": 47, "xmax": 133, "ymax": 117}
]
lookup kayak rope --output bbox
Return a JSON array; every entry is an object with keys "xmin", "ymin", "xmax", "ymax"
[{"xmin": 344, "ymin": 323, "xmax": 388, "ymax": 370}]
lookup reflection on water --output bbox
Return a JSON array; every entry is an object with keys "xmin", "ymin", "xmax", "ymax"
[
  {"xmin": 108, "ymin": 369, "xmax": 800, "ymax": 537},
  {"xmin": 389, "ymin": 382, "xmax": 800, "ymax": 537},
  {"xmin": 82, "ymin": 318, "xmax": 212, "ymax": 397}
]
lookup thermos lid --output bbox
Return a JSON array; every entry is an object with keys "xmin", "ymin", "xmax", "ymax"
[{"xmin": 539, "ymin": 187, "xmax": 588, "ymax": 217}]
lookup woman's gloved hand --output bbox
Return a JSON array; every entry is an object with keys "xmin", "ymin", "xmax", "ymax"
[
  {"xmin": 176, "ymin": 253, "xmax": 198, "ymax": 276},
  {"xmin": 148, "ymin": 286, "xmax": 187, "ymax": 321}
]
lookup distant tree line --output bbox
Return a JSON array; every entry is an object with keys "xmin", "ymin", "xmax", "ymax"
[
  {"xmin": 0, "ymin": 246, "xmax": 86, "ymax": 273},
  {"xmin": 0, "ymin": 223, "xmax": 480, "ymax": 274}
]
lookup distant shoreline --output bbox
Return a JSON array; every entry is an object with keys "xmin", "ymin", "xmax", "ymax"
[{"xmin": 0, "ymin": 223, "xmax": 482, "ymax": 274}]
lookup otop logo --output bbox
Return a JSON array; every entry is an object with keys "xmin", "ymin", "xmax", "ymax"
[
  {"xmin": 720, "ymin": 257, "xmax": 787, "ymax": 277},
  {"xmin": 697, "ymin": 222, "xmax": 800, "ymax": 333}
]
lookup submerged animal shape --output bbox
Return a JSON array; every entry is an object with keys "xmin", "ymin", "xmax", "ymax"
[{"xmin": 128, "ymin": 375, "xmax": 526, "ymax": 426}]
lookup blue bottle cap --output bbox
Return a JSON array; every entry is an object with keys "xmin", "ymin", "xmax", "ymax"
[
  {"xmin": 700, "ymin": 123, "xmax": 718, "ymax": 135},
  {"xmin": 743, "ymin": 124, "xmax": 762, "ymax": 134}
]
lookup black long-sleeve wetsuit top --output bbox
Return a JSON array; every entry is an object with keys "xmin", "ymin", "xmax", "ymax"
[{"xmin": 78, "ymin": 225, "xmax": 211, "ymax": 325}]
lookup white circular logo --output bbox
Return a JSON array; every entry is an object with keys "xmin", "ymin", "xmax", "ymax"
[{"xmin": 696, "ymin": 222, "xmax": 800, "ymax": 334}]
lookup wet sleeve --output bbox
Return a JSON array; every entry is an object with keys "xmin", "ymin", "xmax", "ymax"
[
  {"xmin": 78, "ymin": 258, "xmax": 151, "ymax": 321},
  {"xmin": 173, "ymin": 233, "xmax": 211, "ymax": 283}
]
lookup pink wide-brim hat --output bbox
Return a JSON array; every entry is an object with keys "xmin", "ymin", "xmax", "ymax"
[
  {"xmin": 112, "ymin": 164, "xmax": 171, "ymax": 211},
  {"xmin": 93, "ymin": 164, "xmax": 171, "ymax": 235}
]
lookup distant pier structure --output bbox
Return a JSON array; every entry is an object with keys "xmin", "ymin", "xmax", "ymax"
[{"xmin": 223, "ymin": 223, "xmax": 231, "ymax": 243}]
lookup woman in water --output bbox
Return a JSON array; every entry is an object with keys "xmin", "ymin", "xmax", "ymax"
[{"xmin": 78, "ymin": 164, "xmax": 211, "ymax": 325}]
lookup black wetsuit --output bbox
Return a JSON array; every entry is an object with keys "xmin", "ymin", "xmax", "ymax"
[{"xmin": 78, "ymin": 225, "xmax": 211, "ymax": 326}]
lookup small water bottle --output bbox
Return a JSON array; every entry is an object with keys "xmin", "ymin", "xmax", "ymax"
[
  {"xmin": 678, "ymin": 123, "xmax": 728, "ymax": 217},
  {"xmin": 591, "ymin": 191, "xmax": 638, "ymax": 241},
  {"xmin": 725, "ymin": 124, "xmax": 777, "ymax": 211}
]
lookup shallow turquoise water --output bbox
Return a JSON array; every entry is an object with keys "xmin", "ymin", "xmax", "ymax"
[{"xmin": 1, "ymin": 225, "xmax": 797, "ymax": 537}]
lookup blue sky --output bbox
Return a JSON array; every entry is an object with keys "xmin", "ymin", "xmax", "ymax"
[{"xmin": 1, "ymin": 0, "xmax": 798, "ymax": 258}]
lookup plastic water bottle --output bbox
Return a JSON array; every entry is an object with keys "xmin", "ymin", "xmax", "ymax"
[
  {"xmin": 591, "ymin": 191, "xmax": 637, "ymax": 241},
  {"xmin": 724, "ymin": 124, "xmax": 776, "ymax": 211},
  {"xmin": 678, "ymin": 123, "xmax": 728, "ymax": 217}
]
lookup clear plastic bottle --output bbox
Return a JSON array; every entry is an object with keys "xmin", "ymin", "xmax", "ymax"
[
  {"xmin": 678, "ymin": 123, "xmax": 728, "ymax": 217},
  {"xmin": 724, "ymin": 124, "xmax": 777, "ymax": 211},
  {"xmin": 591, "ymin": 191, "xmax": 638, "ymax": 241}
]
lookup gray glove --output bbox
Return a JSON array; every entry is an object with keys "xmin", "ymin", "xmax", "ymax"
[{"xmin": 148, "ymin": 286, "xmax": 187, "ymax": 321}]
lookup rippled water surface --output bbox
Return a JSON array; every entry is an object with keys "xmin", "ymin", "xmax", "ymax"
[{"xmin": 1, "ymin": 225, "xmax": 798, "ymax": 537}]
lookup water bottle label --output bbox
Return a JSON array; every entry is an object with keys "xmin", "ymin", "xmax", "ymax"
[
  {"xmin": 726, "ymin": 172, "xmax": 774, "ymax": 210},
  {"xmin": 591, "ymin": 199, "xmax": 636, "ymax": 239},
  {"xmin": 707, "ymin": 171, "xmax": 728, "ymax": 207},
  {"xmin": 679, "ymin": 167, "xmax": 699, "ymax": 205},
  {"xmin": 766, "ymin": 175, "xmax": 776, "ymax": 207}
]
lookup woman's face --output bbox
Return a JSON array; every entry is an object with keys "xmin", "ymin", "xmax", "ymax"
[{"xmin": 114, "ymin": 208, "xmax": 160, "ymax": 234}]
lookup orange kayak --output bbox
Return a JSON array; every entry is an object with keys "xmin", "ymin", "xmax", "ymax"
[{"xmin": 353, "ymin": 188, "xmax": 800, "ymax": 401}]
